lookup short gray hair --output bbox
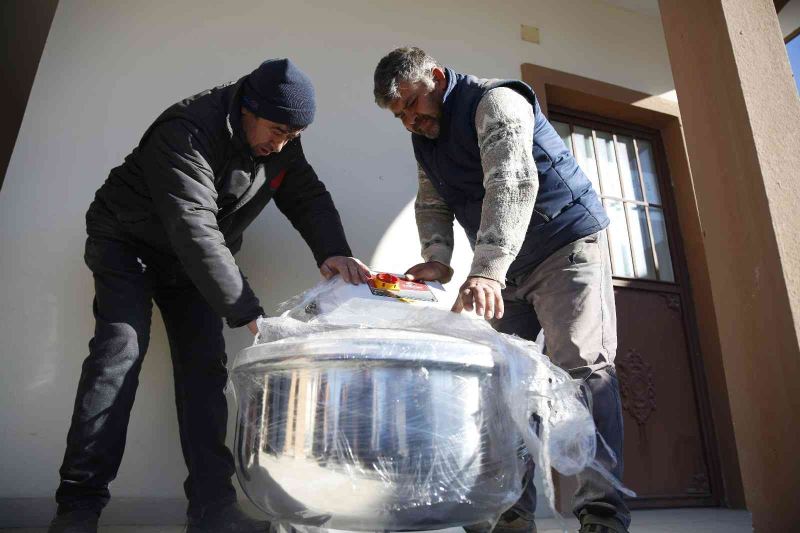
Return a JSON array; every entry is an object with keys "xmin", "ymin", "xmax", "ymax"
[{"xmin": 373, "ymin": 47, "xmax": 440, "ymax": 108}]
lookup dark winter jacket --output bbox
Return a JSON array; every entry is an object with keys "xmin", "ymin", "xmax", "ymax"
[{"xmin": 90, "ymin": 76, "xmax": 351, "ymax": 327}]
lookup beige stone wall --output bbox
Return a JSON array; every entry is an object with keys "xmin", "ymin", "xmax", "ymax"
[{"xmin": 659, "ymin": 0, "xmax": 800, "ymax": 529}]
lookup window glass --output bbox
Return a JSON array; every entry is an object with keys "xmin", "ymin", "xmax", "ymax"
[
  {"xmin": 553, "ymin": 117, "xmax": 675, "ymax": 283},
  {"xmin": 626, "ymin": 203, "xmax": 656, "ymax": 279},
  {"xmin": 595, "ymin": 131, "xmax": 623, "ymax": 198},
  {"xmin": 605, "ymin": 199, "xmax": 634, "ymax": 278},
  {"xmin": 650, "ymin": 207, "xmax": 675, "ymax": 282},
  {"xmin": 572, "ymin": 126, "xmax": 601, "ymax": 194},
  {"xmin": 637, "ymin": 139, "xmax": 662, "ymax": 205},
  {"xmin": 617, "ymin": 136, "xmax": 644, "ymax": 201},
  {"xmin": 552, "ymin": 121, "xmax": 573, "ymax": 153}
]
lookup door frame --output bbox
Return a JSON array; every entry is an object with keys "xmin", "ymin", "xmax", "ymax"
[{"xmin": 520, "ymin": 63, "xmax": 745, "ymax": 508}]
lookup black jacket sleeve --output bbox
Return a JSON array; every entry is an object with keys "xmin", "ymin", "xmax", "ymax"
[
  {"xmin": 140, "ymin": 119, "xmax": 264, "ymax": 328},
  {"xmin": 274, "ymin": 139, "xmax": 352, "ymax": 265}
]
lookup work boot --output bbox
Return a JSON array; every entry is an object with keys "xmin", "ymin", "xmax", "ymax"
[
  {"xmin": 577, "ymin": 509, "xmax": 628, "ymax": 533},
  {"xmin": 47, "ymin": 509, "xmax": 99, "ymax": 533},
  {"xmin": 186, "ymin": 502, "xmax": 269, "ymax": 533},
  {"xmin": 464, "ymin": 509, "xmax": 537, "ymax": 533}
]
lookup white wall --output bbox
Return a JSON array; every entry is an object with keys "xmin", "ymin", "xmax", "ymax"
[{"xmin": 0, "ymin": 0, "xmax": 674, "ymax": 516}]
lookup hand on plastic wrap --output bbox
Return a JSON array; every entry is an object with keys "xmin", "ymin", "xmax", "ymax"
[
  {"xmin": 246, "ymin": 320, "xmax": 259, "ymax": 336},
  {"xmin": 319, "ymin": 256, "xmax": 370, "ymax": 285},
  {"xmin": 404, "ymin": 261, "xmax": 454, "ymax": 284},
  {"xmin": 452, "ymin": 276, "xmax": 504, "ymax": 320}
]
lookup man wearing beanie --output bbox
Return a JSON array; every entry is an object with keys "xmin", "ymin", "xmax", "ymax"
[
  {"xmin": 373, "ymin": 48, "xmax": 630, "ymax": 533},
  {"xmin": 49, "ymin": 59, "xmax": 369, "ymax": 533}
]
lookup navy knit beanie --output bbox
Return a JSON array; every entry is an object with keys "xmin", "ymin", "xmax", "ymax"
[{"xmin": 242, "ymin": 59, "xmax": 316, "ymax": 127}]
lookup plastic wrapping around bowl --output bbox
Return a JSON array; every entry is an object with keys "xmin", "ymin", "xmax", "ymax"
[
  {"xmin": 231, "ymin": 329, "xmax": 525, "ymax": 531},
  {"xmin": 229, "ymin": 277, "xmax": 630, "ymax": 533}
]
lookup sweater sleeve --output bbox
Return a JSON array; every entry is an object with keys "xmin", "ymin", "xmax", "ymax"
[
  {"xmin": 470, "ymin": 87, "xmax": 539, "ymax": 285},
  {"xmin": 414, "ymin": 164, "xmax": 455, "ymax": 265}
]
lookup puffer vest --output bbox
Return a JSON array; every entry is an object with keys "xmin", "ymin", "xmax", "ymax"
[{"xmin": 412, "ymin": 69, "xmax": 609, "ymax": 278}]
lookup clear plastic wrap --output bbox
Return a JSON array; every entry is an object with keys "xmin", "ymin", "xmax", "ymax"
[{"xmin": 230, "ymin": 277, "xmax": 625, "ymax": 532}]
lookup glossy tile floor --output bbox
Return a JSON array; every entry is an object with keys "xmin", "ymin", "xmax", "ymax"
[{"xmin": 1, "ymin": 508, "xmax": 753, "ymax": 533}]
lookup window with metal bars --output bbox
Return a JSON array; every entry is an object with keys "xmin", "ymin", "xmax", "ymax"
[{"xmin": 551, "ymin": 119, "xmax": 675, "ymax": 283}]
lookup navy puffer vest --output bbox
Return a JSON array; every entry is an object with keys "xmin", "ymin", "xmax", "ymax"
[{"xmin": 412, "ymin": 69, "xmax": 609, "ymax": 279}]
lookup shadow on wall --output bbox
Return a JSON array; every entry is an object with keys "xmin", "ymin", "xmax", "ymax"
[
  {"xmin": 370, "ymin": 197, "xmax": 474, "ymax": 290},
  {"xmin": 236, "ymin": 191, "xmax": 474, "ymax": 312}
]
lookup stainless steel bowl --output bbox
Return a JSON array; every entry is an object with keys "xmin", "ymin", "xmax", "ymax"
[{"xmin": 231, "ymin": 329, "xmax": 523, "ymax": 531}]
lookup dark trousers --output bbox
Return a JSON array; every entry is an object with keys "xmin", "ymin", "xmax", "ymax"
[{"xmin": 55, "ymin": 235, "xmax": 236, "ymax": 514}]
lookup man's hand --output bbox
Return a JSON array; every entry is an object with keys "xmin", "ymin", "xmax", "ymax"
[
  {"xmin": 247, "ymin": 320, "xmax": 259, "ymax": 336},
  {"xmin": 452, "ymin": 276, "xmax": 504, "ymax": 320},
  {"xmin": 404, "ymin": 261, "xmax": 454, "ymax": 284},
  {"xmin": 320, "ymin": 256, "xmax": 371, "ymax": 285}
]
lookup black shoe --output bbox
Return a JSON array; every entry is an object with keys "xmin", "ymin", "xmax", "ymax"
[
  {"xmin": 464, "ymin": 509, "xmax": 537, "ymax": 533},
  {"xmin": 47, "ymin": 509, "xmax": 99, "ymax": 533},
  {"xmin": 186, "ymin": 502, "xmax": 270, "ymax": 533},
  {"xmin": 578, "ymin": 513, "xmax": 628, "ymax": 533}
]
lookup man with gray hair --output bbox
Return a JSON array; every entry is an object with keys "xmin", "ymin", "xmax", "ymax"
[{"xmin": 373, "ymin": 47, "xmax": 630, "ymax": 533}]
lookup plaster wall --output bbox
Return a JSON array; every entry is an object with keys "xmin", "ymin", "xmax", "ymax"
[{"xmin": 0, "ymin": 0, "xmax": 674, "ymax": 514}]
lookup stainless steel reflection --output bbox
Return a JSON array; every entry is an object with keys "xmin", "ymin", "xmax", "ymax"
[{"xmin": 231, "ymin": 330, "xmax": 522, "ymax": 531}]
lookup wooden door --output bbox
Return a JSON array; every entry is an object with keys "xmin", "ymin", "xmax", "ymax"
[{"xmin": 550, "ymin": 109, "xmax": 720, "ymax": 508}]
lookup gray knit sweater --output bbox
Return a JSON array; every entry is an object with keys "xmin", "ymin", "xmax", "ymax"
[{"xmin": 414, "ymin": 87, "xmax": 538, "ymax": 285}]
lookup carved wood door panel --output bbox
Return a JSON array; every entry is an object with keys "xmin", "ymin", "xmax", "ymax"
[
  {"xmin": 614, "ymin": 289, "xmax": 713, "ymax": 506},
  {"xmin": 550, "ymin": 109, "xmax": 719, "ymax": 508}
]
